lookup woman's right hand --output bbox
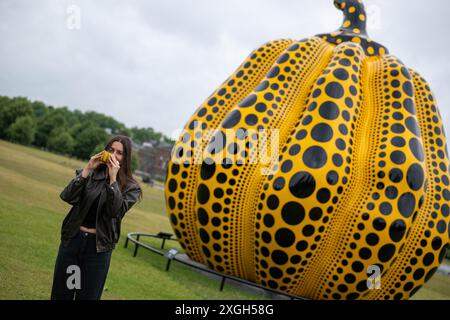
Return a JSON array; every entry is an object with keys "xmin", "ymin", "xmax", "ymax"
[{"xmin": 83, "ymin": 151, "xmax": 104, "ymax": 176}]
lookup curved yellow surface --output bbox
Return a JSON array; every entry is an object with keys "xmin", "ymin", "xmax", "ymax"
[{"xmin": 164, "ymin": 37, "xmax": 450, "ymax": 300}]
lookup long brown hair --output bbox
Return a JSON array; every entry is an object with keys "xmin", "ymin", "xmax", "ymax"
[{"xmin": 103, "ymin": 135, "xmax": 143, "ymax": 202}]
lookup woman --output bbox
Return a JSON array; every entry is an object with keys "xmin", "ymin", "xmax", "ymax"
[{"xmin": 51, "ymin": 135, "xmax": 142, "ymax": 300}]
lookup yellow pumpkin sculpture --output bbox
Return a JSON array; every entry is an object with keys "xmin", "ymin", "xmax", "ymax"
[{"xmin": 164, "ymin": 0, "xmax": 450, "ymax": 299}]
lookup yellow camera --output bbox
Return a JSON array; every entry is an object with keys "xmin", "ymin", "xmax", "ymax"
[{"xmin": 100, "ymin": 150, "xmax": 112, "ymax": 164}]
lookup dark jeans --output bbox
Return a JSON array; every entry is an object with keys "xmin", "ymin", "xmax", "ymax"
[{"xmin": 51, "ymin": 230, "xmax": 112, "ymax": 300}]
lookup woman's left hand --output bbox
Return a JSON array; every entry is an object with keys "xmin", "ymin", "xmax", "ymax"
[{"xmin": 107, "ymin": 153, "xmax": 121, "ymax": 183}]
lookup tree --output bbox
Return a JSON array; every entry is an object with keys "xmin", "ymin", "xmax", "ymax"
[
  {"xmin": 6, "ymin": 116, "xmax": 36, "ymax": 145},
  {"xmin": 130, "ymin": 126, "xmax": 172, "ymax": 145},
  {"xmin": 31, "ymin": 101, "xmax": 48, "ymax": 119},
  {"xmin": 47, "ymin": 127, "xmax": 75, "ymax": 155},
  {"xmin": 131, "ymin": 151, "xmax": 139, "ymax": 172},
  {"xmin": 0, "ymin": 97, "xmax": 33, "ymax": 139},
  {"xmin": 34, "ymin": 110, "xmax": 67, "ymax": 148},
  {"xmin": 73, "ymin": 125, "xmax": 109, "ymax": 160}
]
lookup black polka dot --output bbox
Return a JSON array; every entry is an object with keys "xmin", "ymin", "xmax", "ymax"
[
  {"xmin": 267, "ymin": 66, "xmax": 280, "ymax": 78},
  {"xmin": 405, "ymin": 117, "xmax": 421, "ymax": 137},
  {"xmin": 359, "ymin": 248, "xmax": 372, "ymax": 260},
  {"xmin": 296, "ymin": 241, "xmax": 308, "ymax": 252},
  {"xmin": 319, "ymin": 101, "xmax": 340, "ymax": 120},
  {"xmin": 373, "ymin": 217, "xmax": 387, "ymax": 231},
  {"xmin": 271, "ymin": 250, "xmax": 289, "ymax": 265},
  {"xmin": 413, "ymin": 268, "xmax": 425, "ymax": 281},
  {"xmin": 309, "ymin": 207, "xmax": 323, "ymax": 221},
  {"xmin": 345, "ymin": 97, "xmax": 353, "ymax": 108},
  {"xmin": 273, "ymin": 177, "xmax": 285, "ymax": 191},
  {"xmin": 339, "ymin": 58, "xmax": 351, "ymax": 67},
  {"xmin": 303, "ymin": 146, "xmax": 327, "ymax": 169},
  {"xmin": 317, "ymin": 188, "xmax": 331, "ymax": 203},
  {"xmin": 267, "ymin": 195, "xmax": 279, "ymax": 210},
  {"xmin": 378, "ymin": 244, "xmax": 396, "ymax": 262},
  {"xmin": 391, "ymin": 137, "xmax": 406, "ymax": 148},
  {"xmin": 263, "ymin": 214, "xmax": 275, "ymax": 228},
  {"xmin": 431, "ymin": 237, "xmax": 442, "ymax": 251},
  {"xmin": 264, "ymin": 92, "xmax": 274, "ymax": 101},
  {"xmin": 332, "ymin": 154, "xmax": 343, "ymax": 167},
  {"xmin": 281, "ymin": 160, "xmax": 293, "ymax": 173},
  {"xmin": 302, "ymin": 225, "xmax": 315, "ymax": 237},
  {"xmin": 402, "ymin": 81, "xmax": 414, "ymax": 97},
  {"xmin": 406, "ymin": 164, "xmax": 424, "ymax": 191},
  {"xmin": 389, "ymin": 169, "xmax": 403, "ymax": 183},
  {"xmin": 207, "ymin": 131, "xmax": 226, "ymax": 154},
  {"xmin": 171, "ymin": 164, "xmax": 180, "ymax": 175},
  {"xmin": 390, "ymin": 151, "xmax": 406, "ymax": 165},
  {"xmin": 437, "ymin": 220, "xmax": 447, "ymax": 234},
  {"xmin": 223, "ymin": 110, "xmax": 241, "ymax": 129},
  {"xmin": 325, "ymin": 82, "xmax": 344, "ymax": 99},
  {"xmin": 269, "ymin": 267, "xmax": 283, "ymax": 279},
  {"xmin": 168, "ymin": 197, "xmax": 175, "ymax": 210},
  {"xmin": 202, "ymin": 246, "xmax": 211, "ymax": 257},
  {"xmin": 333, "ymin": 68, "xmax": 349, "ymax": 81},
  {"xmin": 340, "ymin": 125, "xmax": 348, "ymax": 135},
  {"xmin": 289, "ymin": 144, "xmax": 301, "ymax": 156},
  {"xmin": 423, "ymin": 253, "xmax": 434, "ymax": 266},
  {"xmin": 208, "ymin": 97, "xmax": 217, "ymax": 106},
  {"xmin": 288, "ymin": 43, "xmax": 299, "ymax": 51},
  {"xmin": 308, "ymin": 102, "xmax": 318, "ymax": 112},
  {"xmin": 281, "ymin": 202, "xmax": 305, "ymax": 225},
  {"xmin": 289, "ymin": 172, "xmax": 316, "ymax": 198},
  {"xmin": 389, "ymin": 219, "xmax": 407, "ymax": 242},
  {"xmin": 275, "ymin": 228, "xmax": 295, "ymax": 247},
  {"xmin": 239, "ymin": 94, "xmax": 257, "ymax": 108},
  {"xmin": 352, "ymin": 261, "xmax": 364, "ymax": 273},
  {"xmin": 168, "ymin": 179, "xmax": 177, "ymax": 192},
  {"xmin": 336, "ymin": 139, "xmax": 346, "ymax": 150},
  {"xmin": 366, "ymin": 233, "xmax": 379, "ymax": 246},
  {"xmin": 403, "ymin": 98, "xmax": 416, "ymax": 115},
  {"xmin": 197, "ymin": 208, "xmax": 209, "ymax": 226},
  {"xmin": 255, "ymin": 81, "xmax": 269, "ymax": 92},
  {"xmin": 380, "ymin": 202, "xmax": 392, "ymax": 215},
  {"xmin": 401, "ymin": 67, "xmax": 412, "ymax": 79},
  {"xmin": 391, "ymin": 124, "xmax": 405, "ymax": 134},
  {"xmin": 277, "ymin": 53, "xmax": 289, "ymax": 64},
  {"xmin": 409, "ymin": 138, "xmax": 424, "ymax": 162},
  {"xmin": 255, "ymin": 103, "xmax": 267, "ymax": 112},
  {"xmin": 245, "ymin": 114, "xmax": 258, "ymax": 126},
  {"xmin": 199, "ymin": 228, "xmax": 210, "ymax": 244},
  {"xmin": 197, "ymin": 184, "xmax": 210, "ymax": 204},
  {"xmin": 296, "ymin": 130, "xmax": 307, "ymax": 140},
  {"xmin": 312, "ymin": 89, "xmax": 322, "ymax": 98},
  {"xmin": 326, "ymin": 171, "xmax": 339, "ymax": 185},
  {"xmin": 398, "ymin": 192, "xmax": 416, "ymax": 218},
  {"xmin": 385, "ymin": 186, "xmax": 398, "ymax": 199},
  {"xmin": 201, "ymin": 159, "xmax": 216, "ymax": 180},
  {"xmin": 344, "ymin": 49, "xmax": 355, "ymax": 57},
  {"xmin": 311, "ymin": 123, "xmax": 333, "ymax": 142}
]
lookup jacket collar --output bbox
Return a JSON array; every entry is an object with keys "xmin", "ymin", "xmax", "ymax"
[{"xmin": 92, "ymin": 165, "xmax": 107, "ymax": 181}]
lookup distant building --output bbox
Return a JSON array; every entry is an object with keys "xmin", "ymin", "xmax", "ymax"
[{"xmin": 133, "ymin": 139, "xmax": 173, "ymax": 182}]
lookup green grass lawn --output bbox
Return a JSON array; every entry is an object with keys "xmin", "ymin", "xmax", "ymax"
[
  {"xmin": 0, "ymin": 139, "xmax": 449, "ymax": 300},
  {"xmin": 0, "ymin": 139, "xmax": 263, "ymax": 300}
]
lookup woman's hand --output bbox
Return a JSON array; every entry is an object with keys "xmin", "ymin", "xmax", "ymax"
[
  {"xmin": 107, "ymin": 153, "xmax": 121, "ymax": 184},
  {"xmin": 82, "ymin": 151, "xmax": 104, "ymax": 177}
]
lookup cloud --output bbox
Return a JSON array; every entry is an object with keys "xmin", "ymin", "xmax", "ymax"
[{"xmin": 0, "ymin": 0, "xmax": 449, "ymax": 138}]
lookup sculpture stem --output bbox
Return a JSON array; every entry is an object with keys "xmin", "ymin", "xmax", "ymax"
[{"xmin": 334, "ymin": 0, "xmax": 368, "ymax": 37}]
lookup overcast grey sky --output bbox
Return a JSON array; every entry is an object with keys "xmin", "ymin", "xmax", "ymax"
[{"xmin": 1, "ymin": 0, "xmax": 449, "ymax": 139}]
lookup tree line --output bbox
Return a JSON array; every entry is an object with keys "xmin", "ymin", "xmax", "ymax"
[{"xmin": 0, "ymin": 95, "xmax": 174, "ymax": 171}]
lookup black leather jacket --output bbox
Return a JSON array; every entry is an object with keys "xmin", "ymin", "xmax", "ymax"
[{"xmin": 59, "ymin": 165, "xmax": 141, "ymax": 253}]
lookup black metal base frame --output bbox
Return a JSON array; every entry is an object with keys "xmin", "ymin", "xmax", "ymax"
[{"xmin": 124, "ymin": 232, "xmax": 307, "ymax": 300}]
